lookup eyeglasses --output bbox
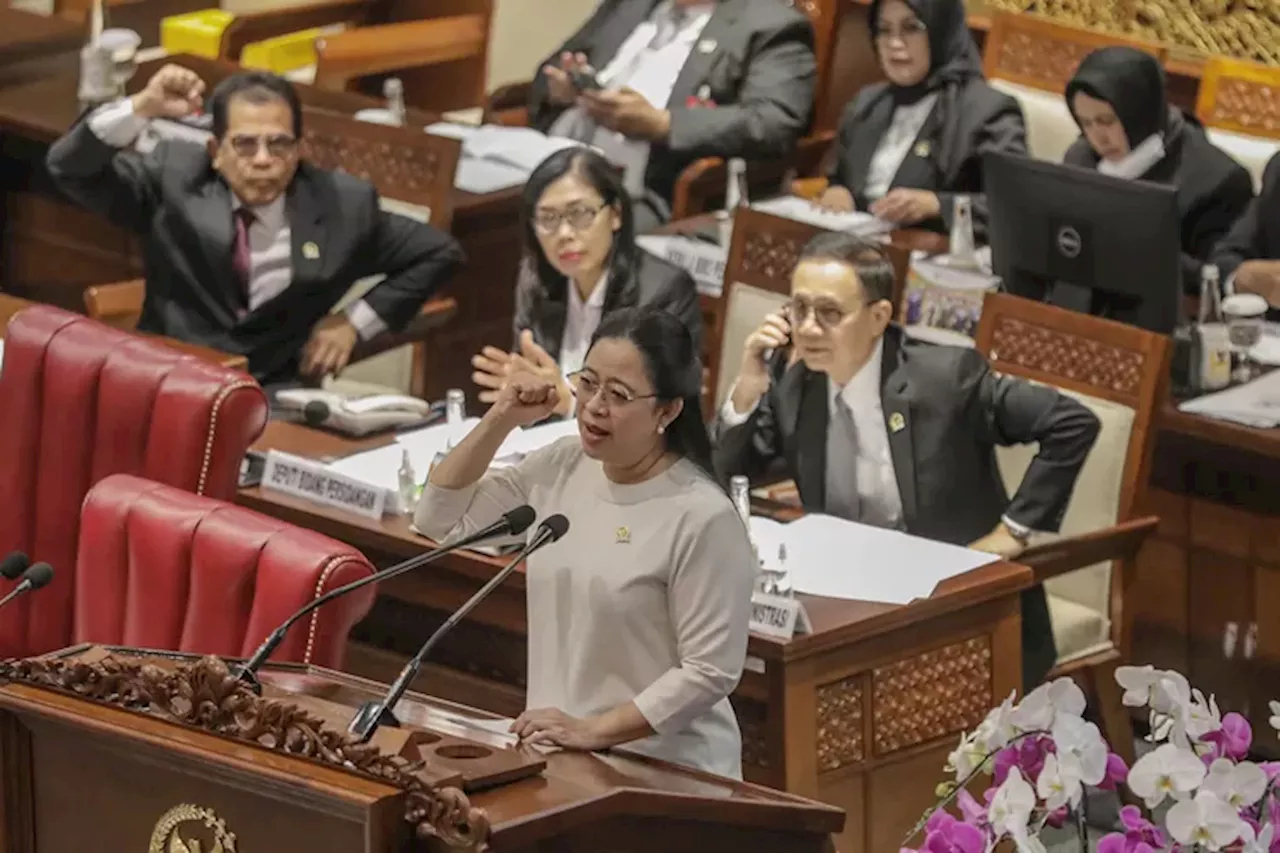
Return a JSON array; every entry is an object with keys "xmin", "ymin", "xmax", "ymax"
[
  {"xmin": 533, "ymin": 204, "xmax": 605, "ymax": 235},
  {"xmin": 568, "ymin": 371, "xmax": 657, "ymax": 409},
  {"xmin": 786, "ymin": 297, "xmax": 850, "ymax": 330},
  {"xmin": 227, "ymin": 134, "xmax": 298, "ymax": 159},
  {"xmin": 874, "ymin": 19, "xmax": 928, "ymax": 43}
]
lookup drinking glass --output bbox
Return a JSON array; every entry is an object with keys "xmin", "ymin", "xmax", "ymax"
[{"xmin": 1222, "ymin": 293, "xmax": 1269, "ymax": 383}]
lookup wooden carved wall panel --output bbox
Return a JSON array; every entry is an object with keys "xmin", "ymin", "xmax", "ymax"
[
  {"xmin": 992, "ymin": 31, "xmax": 1096, "ymax": 89},
  {"xmin": 730, "ymin": 695, "xmax": 770, "ymax": 770},
  {"xmin": 739, "ymin": 231, "xmax": 806, "ymax": 291},
  {"xmin": 871, "ymin": 636, "xmax": 993, "ymax": 756},
  {"xmin": 1205, "ymin": 77, "xmax": 1280, "ymax": 136},
  {"xmin": 987, "ymin": 315, "xmax": 1147, "ymax": 398},
  {"xmin": 299, "ymin": 132, "xmax": 447, "ymax": 203},
  {"xmin": 815, "ymin": 674, "xmax": 865, "ymax": 771}
]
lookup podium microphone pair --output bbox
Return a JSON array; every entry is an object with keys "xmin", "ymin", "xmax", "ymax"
[
  {"xmin": 0, "ymin": 552, "xmax": 55, "ymax": 610},
  {"xmin": 235, "ymin": 508, "xmax": 569, "ymax": 741}
]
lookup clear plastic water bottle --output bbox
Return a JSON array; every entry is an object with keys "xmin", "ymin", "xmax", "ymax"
[
  {"xmin": 384, "ymin": 77, "xmax": 406, "ymax": 126},
  {"xmin": 948, "ymin": 195, "xmax": 978, "ymax": 269},
  {"xmin": 444, "ymin": 388, "xmax": 466, "ymax": 449},
  {"xmin": 718, "ymin": 158, "xmax": 749, "ymax": 247},
  {"xmin": 397, "ymin": 448, "xmax": 417, "ymax": 514}
]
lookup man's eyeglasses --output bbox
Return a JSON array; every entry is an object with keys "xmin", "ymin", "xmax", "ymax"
[
  {"xmin": 873, "ymin": 19, "xmax": 928, "ymax": 43},
  {"xmin": 228, "ymin": 134, "xmax": 298, "ymax": 159},
  {"xmin": 533, "ymin": 204, "xmax": 605, "ymax": 235},
  {"xmin": 786, "ymin": 297, "xmax": 850, "ymax": 330},
  {"xmin": 568, "ymin": 371, "xmax": 657, "ymax": 408}
]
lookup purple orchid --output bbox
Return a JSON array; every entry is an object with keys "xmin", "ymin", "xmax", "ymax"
[
  {"xmin": 993, "ymin": 735, "xmax": 1056, "ymax": 785},
  {"xmin": 1099, "ymin": 752, "xmax": 1130, "ymax": 791},
  {"xmin": 1202, "ymin": 712, "xmax": 1253, "ymax": 763},
  {"xmin": 955, "ymin": 788, "xmax": 991, "ymax": 829},
  {"xmin": 918, "ymin": 811, "xmax": 985, "ymax": 853}
]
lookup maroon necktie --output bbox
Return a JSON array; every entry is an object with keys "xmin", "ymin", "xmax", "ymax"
[{"xmin": 231, "ymin": 207, "xmax": 254, "ymax": 313}]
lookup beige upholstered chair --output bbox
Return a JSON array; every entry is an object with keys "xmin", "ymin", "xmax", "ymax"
[
  {"xmin": 1196, "ymin": 57, "xmax": 1280, "ymax": 191},
  {"xmin": 982, "ymin": 13, "xmax": 1166, "ymax": 164},
  {"xmin": 976, "ymin": 293, "xmax": 1170, "ymax": 758}
]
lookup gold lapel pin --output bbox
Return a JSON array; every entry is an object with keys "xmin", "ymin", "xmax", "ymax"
[
  {"xmin": 302, "ymin": 241, "xmax": 320, "ymax": 260},
  {"xmin": 914, "ymin": 140, "xmax": 932, "ymax": 158},
  {"xmin": 615, "ymin": 526, "xmax": 631, "ymax": 544},
  {"xmin": 889, "ymin": 412, "xmax": 906, "ymax": 433}
]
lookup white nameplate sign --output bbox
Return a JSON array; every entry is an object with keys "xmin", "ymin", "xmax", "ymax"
[
  {"xmin": 262, "ymin": 450, "xmax": 386, "ymax": 521},
  {"xmin": 749, "ymin": 591, "xmax": 812, "ymax": 642},
  {"xmin": 636, "ymin": 235, "xmax": 727, "ymax": 296}
]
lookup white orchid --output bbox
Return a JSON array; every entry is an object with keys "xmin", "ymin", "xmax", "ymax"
[
  {"xmin": 1116, "ymin": 665, "xmax": 1185, "ymax": 710},
  {"xmin": 1011, "ymin": 677, "xmax": 1087, "ymax": 732},
  {"xmin": 948, "ymin": 692, "xmax": 1017, "ymax": 781},
  {"xmin": 1165, "ymin": 790, "xmax": 1249, "ymax": 851},
  {"xmin": 1242, "ymin": 821, "xmax": 1275, "ymax": 853},
  {"xmin": 1269, "ymin": 700, "xmax": 1280, "ymax": 734},
  {"xmin": 1200, "ymin": 757, "xmax": 1268, "ymax": 809},
  {"xmin": 989, "ymin": 767, "xmax": 1044, "ymax": 853},
  {"xmin": 1050, "ymin": 714, "xmax": 1108, "ymax": 787},
  {"xmin": 1128, "ymin": 742, "xmax": 1207, "ymax": 808},
  {"xmin": 1035, "ymin": 752, "xmax": 1079, "ymax": 811}
]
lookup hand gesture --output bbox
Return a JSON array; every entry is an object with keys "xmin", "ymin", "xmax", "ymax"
[
  {"xmin": 492, "ymin": 367, "xmax": 560, "ymax": 428},
  {"xmin": 740, "ymin": 311, "xmax": 791, "ymax": 378},
  {"xmin": 816, "ymin": 185, "xmax": 855, "ymax": 213},
  {"xmin": 968, "ymin": 523, "xmax": 1026, "ymax": 560},
  {"xmin": 471, "ymin": 345, "xmax": 515, "ymax": 404},
  {"xmin": 578, "ymin": 87, "xmax": 671, "ymax": 141},
  {"xmin": 131, "ymin": 64, "xmax": 205, "ymax": 121},
  {"xmin": 869, "ymin": 188, "xmax": 941, "ymax": 225},
  {"xmin": 542, "ymin": 51, "xmax": 589, "ymax": 107},
  {"xmin": 518, "ymin": 330, "xmax": 573, "ymax": 416},
  {"xmin": 510, "ymin": 707, "xmax": 610, "ymax": 751},
  {"xmin": 301, "ymin": 314, "xmax": 359, "ymax": 378},
  {"xmin": 1234, "ymin": 260, "xmax": 1280, "ymax": 308}
]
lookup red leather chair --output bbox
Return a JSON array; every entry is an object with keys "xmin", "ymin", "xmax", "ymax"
[
  {"xmin": 75, "ymin": 475, "xmax": 376, "ymax": 668},
  {"xmin": 0, "ymin": 306, "xmax": 269, "ymax": 658}
]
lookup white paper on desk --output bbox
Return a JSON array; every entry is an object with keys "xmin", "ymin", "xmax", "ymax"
[
  {"xmin": 751, "ymin": 196, "xmax": 893, "ymax": 236},
  {"xmin": 755, "ymin": 513, "xmax": 1000, "ymax": 604},
  {"xmin": 453, "ymin": 157, "xmax": 530, "ymax": 194},
  {"xmin": 425, "ymin": 121, "xmax": 480, "ymax": 142},
  {"xmin": 1177, "ymin": 369, "xmax": 1280, "ymax": 428},
  {"xmin": 461, "ymin": 125, "xmax": 585, "ymax": 174}
]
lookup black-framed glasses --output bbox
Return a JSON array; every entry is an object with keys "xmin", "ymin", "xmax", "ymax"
[
  {"xmin": 228, "ymin": 133, "xmax": 298, "ymax": 159},
  {"xmin": 873, "ymin": 19, "xmax": 928, "ymax": 43},
  {"xmin": 786, "ymin": 297, "xmax": 850, "ymax": 330},
  {"xmin": 533, "ymin": 204, "xmax": 605, "ymax": 235},
  {"xmin": 568, "ymin": 371, "xmax": 658, "ymax": 409}
]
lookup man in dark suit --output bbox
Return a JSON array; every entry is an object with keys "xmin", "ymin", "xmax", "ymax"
[
  {"xmin": 712, "ymin": 232, "xmax": 1100, "ymax": 686},
  {"xmin": 530, "ymin": 0, "xmax": 817, "ymax": 229},
  {"xmin": 47, "ymin": 65, "xmax": 463, "ymax": 385},
  {"xmin": 1213, "ymin": 151, "xmax": 1280, "ymax": 311}
]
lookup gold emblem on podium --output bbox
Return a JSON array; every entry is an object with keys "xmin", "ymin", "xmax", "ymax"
[{"xmin": 149, "ymin": 804, "xmax": 238, "ymax": 853}]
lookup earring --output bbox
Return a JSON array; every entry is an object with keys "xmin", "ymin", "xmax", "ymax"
[{"xmin": 657, "ymin": 423, "xmax": 666, "ymax": 435}]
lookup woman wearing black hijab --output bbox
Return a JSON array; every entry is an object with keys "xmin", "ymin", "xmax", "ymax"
[
  {"xmin": 1063, "ymin": 46, "xmax": 1253, "ymax": 292},
  {"xmin": 818, "ymin": 0, "xmax": 1026, "ymax": 236}
]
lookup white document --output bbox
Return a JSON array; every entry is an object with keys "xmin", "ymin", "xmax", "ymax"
[
  {"xmin": 461, "ymin": 125, "xmax": 586, "ymax": 174},
  {"xmin": 453, "ymin": 157, "xmax": 531, "ymax": 194},
  {"xmin": 751, "ymin": 196, "xmax": 893, "ymax": 236},
  {"xmin": 635, "ymin": 234, "xmax": 727, "ymax": 296},
  {"xmin": 750, "ymin": 513, "xmax": 1000, "ymax": 605},
  {"xmin": 1177, "ymin": 368, "xmax": 1280, "ymax": 428}
]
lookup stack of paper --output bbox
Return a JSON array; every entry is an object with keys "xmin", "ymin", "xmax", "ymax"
[
  {"xmin": 751, "ymin": 196, "xmax": 893, "ymax": 236},
  {"xmin": 426, "ymin": 123, "xmax": 589, "ymax": 194},
  {"xmin": 748, "ymin": 513, "xmax": 999, "ymax": 605},
  {"xmin": 1178, "ymin": 369, "xmax": 1280, "ymax": 428}
]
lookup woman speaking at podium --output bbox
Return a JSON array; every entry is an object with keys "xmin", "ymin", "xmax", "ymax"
[{"xmin": 416, "ymin": 308, "xmax": 754, "ymax": 779}]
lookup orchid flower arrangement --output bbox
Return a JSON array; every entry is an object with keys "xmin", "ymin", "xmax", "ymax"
[{"xmin": 902, "ymin": 666, "xmax": 1280, "ymax": 853}]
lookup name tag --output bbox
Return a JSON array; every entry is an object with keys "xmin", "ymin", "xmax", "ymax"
[
  {"xmin": 261, "ymin": 450, "xmax": 386, "ymax": 520},
  {"xmin": 749, "ymin": 591, "xmax": 812, "ymax": 641}
]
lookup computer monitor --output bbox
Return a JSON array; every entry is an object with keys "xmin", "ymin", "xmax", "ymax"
[{"xmin": 984, "ymin": 151, "xmax": 1183, "ymax": 334}]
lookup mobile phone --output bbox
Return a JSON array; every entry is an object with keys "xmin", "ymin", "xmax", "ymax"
[{"xmin": 569, "ymin": 66, "xmax": 602, "ymax": 92}]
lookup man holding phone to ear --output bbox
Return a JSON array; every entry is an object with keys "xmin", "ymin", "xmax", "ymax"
[
  {"xmin": 711, "ymin": 232, "xmax": 1101, "ymax": 689},
  {"xmin": 530, "ymin": 0, "xmax": 817, "ymax": 231}
]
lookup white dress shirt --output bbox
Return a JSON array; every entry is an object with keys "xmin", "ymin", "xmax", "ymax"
[
  {"xmin": 559, "ymin": 272, "xmax": 609, "ymax": 378},
  {"xmin": 87, "ymin": 98, "xmax": 385, "ymax": 339},
  {"xmin": 549, "ymin": 1, "xmax": 715, "ymax": 195},
  {"xmin": 863, "ymin": 93, "xmax": 939, "ymax": 200}
]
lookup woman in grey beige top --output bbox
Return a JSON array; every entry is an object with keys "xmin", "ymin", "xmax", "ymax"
[{"xmin": 415, "ymin": 307, "xmax": 754, "ymax": 779}]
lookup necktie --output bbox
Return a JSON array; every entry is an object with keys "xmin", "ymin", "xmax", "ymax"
[
  {"xmin": 825, "ymin": 395, "xmax": 862, "ymax": 522},
  {"xmin": 231, "ymin": 207, "xmax": 255, "ymax": 312}
]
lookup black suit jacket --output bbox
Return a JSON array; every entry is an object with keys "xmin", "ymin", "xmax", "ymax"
[
  {"xmin": 1213, "ymin": 150, "xmax": 1280, "ymax": 284},
  {"xmin": 529, "ymin": 0, "xmax": 817, "ymax": 224},
  {"xmin": 1064, "ymin": 109, "xmax": 1253, "ymax": 295},
  {"xmin": 827, "ymin": 80, "xmax": 1027, "ymax": 238},
  {"xmin": 712, "ymin": 327, "xmax": 1100, "ymax": 684},
  {"xmin": 513, "ymin": 250, "xmax": 702, "ymax": 357},
  {"xmin": 46, "ymin": 120, "xmax": 464, "ymax": 385}
]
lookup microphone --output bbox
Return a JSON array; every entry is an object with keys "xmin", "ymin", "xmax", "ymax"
[
  {"xmin": 235, "ymin": 505, "xmax": 537, "ymax": 691},
  {"xmin": 348, "ymin": 513, "xmax": 570, "ymax": 742},
  {"xmin": 0, "ymin": 562, "xmax": 54, "ymax": 611},
  {"xmin": 0, "ymin": 551, "xmax": 30, "ymax": 581}
]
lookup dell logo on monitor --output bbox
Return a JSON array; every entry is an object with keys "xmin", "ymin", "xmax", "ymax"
[{"xmin": 1056, "ymin": 226, "xmax": 1083, "ymax": 259}]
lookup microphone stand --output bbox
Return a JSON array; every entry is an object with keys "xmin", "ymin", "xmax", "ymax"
[{"xmin": 347, "ymin": 524, "xmax": 560, "ymax": 742}]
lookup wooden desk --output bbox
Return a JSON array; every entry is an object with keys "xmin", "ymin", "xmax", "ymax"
[
  {"xmin": 0, "ymin": 292, "xmax": 248, "ymax": 371},
  {"xmin": 238, "ymin": 418, "xmax": 1030, "ymax": 853},
  {"xmin": 0, "ymin": 53, "xmax": 522, "ymax": 405}
]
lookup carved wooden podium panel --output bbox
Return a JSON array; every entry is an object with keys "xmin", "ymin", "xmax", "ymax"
[{"xmin": 0, "ymin": 645, "xmax": 843, "ymax": 853}]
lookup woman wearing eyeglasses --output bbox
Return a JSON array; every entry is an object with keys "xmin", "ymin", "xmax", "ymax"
[
  {"xmin": 471, "ymin": 147, "xmax": 701, "ymax": 418},
  {"xmin": 816, "ymin": 0, "xmax": 1026, "ymax": 237},
  {"xmin": 417, "ymin": 307, "xmax": 754, "ymax": 779}
]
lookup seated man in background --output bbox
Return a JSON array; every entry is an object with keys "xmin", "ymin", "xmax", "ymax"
[
  {"xmin": 711, "ymin": 233, "xmax": 1101, "ymax": 687},
  {"xmin": 532, "ymin": 0, "xmax": 817, "ymax": 230},
  {"xmin": 47, "ymin": 65, "xmax": 464, "ymax": 386},
  {"xmin": 1213, "ymin": 151, "xmax": 1280, "ymax": 310}
]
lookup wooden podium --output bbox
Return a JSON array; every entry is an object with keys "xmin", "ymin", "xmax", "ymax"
[{"xmin": 0, "ymin": 645, "xmax": 844, "ymax": 853}]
